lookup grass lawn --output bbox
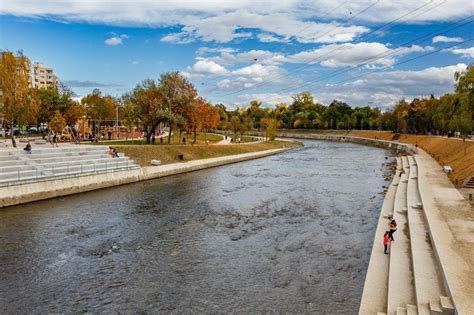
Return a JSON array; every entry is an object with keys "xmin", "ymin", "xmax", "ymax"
[{"xmin": 117, "ymin": 140, "xmax": 302, "ymax": 167}]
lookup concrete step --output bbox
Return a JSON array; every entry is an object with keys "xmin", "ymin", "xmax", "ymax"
[
  {"xmin": 396, "ymin": 307, "xmax": 407, "ymax": 315},
  {"xmin": 406, "ymin": 304, "xmax": 417, "ymax": 315},
  {"xmin": 429, "ymin": 298, "xmax": 443, "ymax": 314},
  {"xmin": 439, "ymin": 296, "xmax": 455, "ymax": 314},
  {"xmin": 0, "ymin": 145, "xmax": 108, "ymax": 156},
  {"xmin": 377, "ymin": 312, "xmax": 387, "ymax": 315},
  {"xmin": 0, "ymin": 159, "xmax": 137, "ymax": 181},
  {"xmin": 405, "ymin": 155, "xmax": 446, "ymax": 308},
  {"xmin": 387, "ymin": 156, "xmax": 416, "ymax": 315},
  {"xmin": 0, "ymin": 160, "xmax": 29, "ymax": 168},
  {"xmin": 359, "ymin": 157, "xmax": 400, "ymax": 315},
  {"xmin": 417, "ymin": 303, "xmax": 431, "ymax": 315},
  {"xmin": 24, "ymin": 153, "xmax": 111, "ymax": 164},
  {"xmin": 0, "ymin": 164, "xmax": 36, "ymax": 173}
]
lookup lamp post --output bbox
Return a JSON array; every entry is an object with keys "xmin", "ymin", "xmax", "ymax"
[{"xmin": 116, "ymin": 104, "xmax": 119, "ymax": 140}]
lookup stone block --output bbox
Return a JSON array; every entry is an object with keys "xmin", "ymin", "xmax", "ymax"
[{"xmin": 150, "ymin": 160, "xmax": 161, "ymax": 166}]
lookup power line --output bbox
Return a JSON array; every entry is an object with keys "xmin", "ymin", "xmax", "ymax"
[
  {"xmin": 200, "ymin": 0, "xmax": 382, "ymax": 95},
  {"xmin": 255, "ymin": 36, "xmax": 473, "ymax": 105},
  {"xmin": 216, "ymin": 0, "xmax": 445, "ymax": 98}
]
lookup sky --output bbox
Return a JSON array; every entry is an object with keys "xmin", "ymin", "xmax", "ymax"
[{"xmin": 0, "ymin": 0, "xmax": 473, "ymax": 110}]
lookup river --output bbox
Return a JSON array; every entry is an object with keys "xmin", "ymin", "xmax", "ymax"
[{"xmin": 0, "ymin": 139, "xmax": 394, "ymax": 314}]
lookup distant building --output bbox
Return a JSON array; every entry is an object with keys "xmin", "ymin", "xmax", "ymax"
[
  {"xmin": 0, "ymin": 52, "xmax": 59, "ymax": 90},
  {"xmin": 31, "ymin": 62, "xmax": 58, "ymax": 90}
]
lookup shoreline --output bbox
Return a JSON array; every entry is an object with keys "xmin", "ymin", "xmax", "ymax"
[{"xmin": 0, "ymin": 147, "xmax": 293, "ymax": 208}]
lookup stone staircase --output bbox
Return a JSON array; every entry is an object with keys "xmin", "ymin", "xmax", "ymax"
[
  {"xmin": 0, "ymin": 145, "xmax": 139, "ymax": 185},
  {"xmin": 360, "ymin": 155, "xmax": 457, "ymax": 315}
]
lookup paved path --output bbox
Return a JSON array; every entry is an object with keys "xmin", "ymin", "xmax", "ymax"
[
  {"xmin": 415, "ymin": 149, "xmax": 474, "ymax": 314},
  {"xmin": 405, "ymin": 155, "xmax": 445, "ymax": 311}
]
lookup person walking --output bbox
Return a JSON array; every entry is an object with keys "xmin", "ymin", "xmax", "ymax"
[
  {"xmin": 383, "ymin": 231, "xmax": 390, "ymax": 254},
  {"xmin": 52, "ymin": 133, "xmax": 58, "ymax": 147},
  {"xmin": 160, "ymin": 136, "xmax": 163, "ymax": 145},
  {"xmin": 152, "ymin": 134, "xmax": 156, "ymax": 145},
  {"xmin": 388, "ymin": 219, "xmax": 397, "ymax": 241}
]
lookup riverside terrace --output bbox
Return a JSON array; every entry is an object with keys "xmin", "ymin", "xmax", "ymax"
[{"xmin": 0, "ymin": 143, "xmax": 139, "ymax": 185}]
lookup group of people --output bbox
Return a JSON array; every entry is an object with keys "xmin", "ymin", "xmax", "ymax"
[{"xmin": 383, "ymin": 219, "xmax": 398, "ymax": 254}]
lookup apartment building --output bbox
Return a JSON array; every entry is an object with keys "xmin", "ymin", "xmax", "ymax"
[{"xmin": 31, "ymin": 62, "xmax": 58, "ymax": 89}]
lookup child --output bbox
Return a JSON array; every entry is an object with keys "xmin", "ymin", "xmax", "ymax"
[{"xmin": 383, "ymin": 231, "xmax": 390, "ymax": 254}]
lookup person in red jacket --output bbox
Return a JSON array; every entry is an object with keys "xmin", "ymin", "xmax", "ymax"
[{"xmin": 383, "ymin": 231, "xmax": 390, "ymax": 254}]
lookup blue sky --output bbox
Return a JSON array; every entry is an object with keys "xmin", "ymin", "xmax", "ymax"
[{"xmin": 1, "ymin": 0, "xmax": 473, "ymax": 109}]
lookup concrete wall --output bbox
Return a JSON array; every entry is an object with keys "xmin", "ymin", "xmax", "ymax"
[
  {"xmin": 269, "ymin": 131, "xmax": 418, "ymax": 155},
  {"xmin": 0, "ymin": 148, "xmax": 290, "ymax": 208}
]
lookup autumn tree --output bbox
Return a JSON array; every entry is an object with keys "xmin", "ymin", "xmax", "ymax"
[
  {"xmin": 0, "ymin": 51, "xmax": 39, "ymax": 147},
  {"xmin": 198, "ymin": 102, "xmax": 220, "ymax": 141},
  {"xmin": 122, "ymin": 79, "xmax": 170, "ymax": 144},
  {"xmin": 260, "ymin": 118, "xmax": 278, "ymax": 140},
  {"xmin": 82, "ymin": 89, "xmax": 117, "ymax": 135},
  {"xmin": 159, "ymin": 72, "xmax": 197, "ymax": 144},
  {"xmin": 49, "ymin": 110, "xmax": 66, "ymax": 134}
]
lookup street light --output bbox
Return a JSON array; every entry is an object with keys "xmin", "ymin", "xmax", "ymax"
[{"xmin": 116, "ymin": 104, "xmax": 119, "ymax": 140}]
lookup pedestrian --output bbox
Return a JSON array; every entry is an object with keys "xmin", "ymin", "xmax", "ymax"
[
  {"xmin": 24, "ymin": 141, "xmax": 32, "ymax": 154},
  {"xmin": 108, "ymin": 130, "xmax": 112, "ymax": 141},
  {"xmin": 383, "ymin": 231, "xmax": 390, "ymax": 254},
  {"xmin": 160, "ymin": 136, "xmax": 163, "ymax": 145},
  {"xmin": 152, "ymin": 134, "xmax": 156, "ymax": 145},
  {"xmin": 388, "ymin": 219, "xmax": 397, "ymax": 241},
  {"xmin": 399, "ymin": 168, "xmax": 405, "ymax": 177},
  {"xmin": 182, "ymin": 137, "xmax": 186, "ymax": 145},
  {"xmin": 52, "ymin": 133, "xmax": 58, "ymax": 147}
]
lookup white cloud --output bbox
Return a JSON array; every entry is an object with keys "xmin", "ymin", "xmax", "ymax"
[
  {"xmin": 448, "ymin": 47, "xmax": 474, "ymax": 58},
  {"xmin": 314, "ymin": 63, "xmax": 468, "ymax": 108},
  {"xmin": 161, "ymin": 32, "xmax": 194, "ymax": 44},
  {"xmin": 257, "ymin": 33, "xmax": 288, "ymax": 43},
  {"xmin": 104, "ymin": 34, "xmax": 128, "ymax": 46},
  {"xmin": 184, "ymin": 60, "xmax": 230, "ymax": 78},
  {"xmin": 432, "ymin": 35, "xmax": 464, "ymax": 43},
  {"xmin": 132, "ymin": 60, "xmax": 139, "ymax": 65},
  {"xmin": 216, "ymin": 64, "xmax": 467, "ymax": 109},
  {"xmin": 286, "ymin": 42, "xmax": 433, "ymax": 68}
]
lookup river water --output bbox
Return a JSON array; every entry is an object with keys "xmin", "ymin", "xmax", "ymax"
[{"xmin": 0, "ymin": 140, "xmax": 394, "ymax": 314}]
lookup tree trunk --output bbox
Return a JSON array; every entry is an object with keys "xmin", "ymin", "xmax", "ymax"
[
  {"xmin": 10, "ymin": 120, "xmax": 17, "ymax": 148},
  {"xmin": 168, "ymin": 124, "xmax": 172, "ymax": 144},
  {"xmin": 146, "ymin": 131, "xmax": 151, "ymax": 144},
  {"xmin": 193, "ymin": 126, "xmax": 197, "ymax": 143}
]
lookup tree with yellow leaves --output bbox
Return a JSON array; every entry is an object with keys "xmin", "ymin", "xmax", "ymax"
[{"xmin": 0, "ymin": 51, "xmax": 39, "ymax": 147}]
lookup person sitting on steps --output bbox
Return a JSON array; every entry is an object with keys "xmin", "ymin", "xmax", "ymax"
[{"xmin": 24, "ymin": 141, "xmax": 32, "ymax": 154}]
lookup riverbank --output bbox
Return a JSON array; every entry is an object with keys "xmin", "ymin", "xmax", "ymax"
[
  {"xmin": 116, "ymin": 140, "xmax": 297, "ymax": 167},
  {"xmin": 350, "ymin": 131, "xmax": 473, "ymax": 185},
  {"xmin": 0, "ymin": 143, "xmax": 299, "ymax": 208}
]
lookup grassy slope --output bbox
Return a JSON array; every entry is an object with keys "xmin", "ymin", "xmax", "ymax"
[
  {"xmin": 117, "ymin": 140, "xmax": 302, "ymax": 167},
  {"xmin": 351, "ymin": 131, "xmax": 474, "ymax": 185}
]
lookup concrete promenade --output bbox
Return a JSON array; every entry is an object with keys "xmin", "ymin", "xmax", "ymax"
[
  {"xmin": 0, "ymin": 147, "xmax": 290, "ymax": 208},
  {"xmin": 415, "ymin": 150, "xmax": 474, "ymax": 314}
]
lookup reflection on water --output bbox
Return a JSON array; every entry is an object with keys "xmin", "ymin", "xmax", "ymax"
[{"xmin": 0, "ymin": 140, "xmax": 394, "ymax": 313}]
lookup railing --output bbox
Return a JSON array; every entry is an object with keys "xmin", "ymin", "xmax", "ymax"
[{"xmin": 0, "ymin": 159, "xmax": 138, "ymax": 187}]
